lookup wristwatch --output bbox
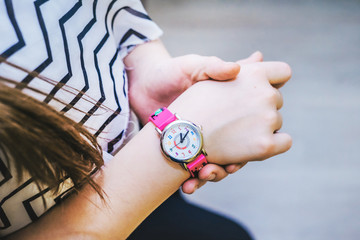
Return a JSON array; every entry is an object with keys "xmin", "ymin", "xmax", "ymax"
[{"xmin": 149, "ymin": 107, "xmax": 208, "ymax": 177}]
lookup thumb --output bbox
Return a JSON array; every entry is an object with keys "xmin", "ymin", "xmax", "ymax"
[
  {"xmin": 236, "ymin": 51, "xmax": 263, "ymax": 65},
  {"xmin": 177, "ymin": 54, "xmax": 241, "ymax": 82}
]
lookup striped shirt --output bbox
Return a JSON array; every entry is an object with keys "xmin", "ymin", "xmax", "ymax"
[{"xmin": 0, "ymin": 0, "xmax": 162, "ymax": 236}]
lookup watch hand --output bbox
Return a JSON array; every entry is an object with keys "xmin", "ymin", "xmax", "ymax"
[
  {"xmin": 181, "ymin": 130, "xmax": 189, "ymax": 143},
  {"xmin": 170, "ymin": 138, "xmax": 181, "ymax": 150},
  {"xmin": 171, "ymin": 131, "xmax": 190, "ymax": 151}
]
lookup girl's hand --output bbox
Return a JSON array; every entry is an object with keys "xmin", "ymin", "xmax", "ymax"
[
  {"xmin": 125, "ymin": 40, "xmax": 287, "ymax": 194},
  {"xmin": 181, "ymin": 55, "xmax": 267, "ymax": 194},
  {"xmin": 125, "ymin": 40, "xmax": 262, "ymax": 125},
  {"xmin": 169, "ymin": 61, "xmax": 292, "ymax": 192}
]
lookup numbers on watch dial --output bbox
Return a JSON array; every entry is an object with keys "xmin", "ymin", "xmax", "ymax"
[{"xmin": 162, "ymin": 121, "xmax": 201, "ymax": 162}]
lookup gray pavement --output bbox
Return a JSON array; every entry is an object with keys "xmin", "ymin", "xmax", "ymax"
[{"xmin": 146, "ymin": 0, "xmax": 360, "ymax": 239}]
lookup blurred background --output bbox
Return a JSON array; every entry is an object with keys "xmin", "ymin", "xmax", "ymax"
[{"xmin": 144, "ymin": 0, "xmax": 360, "ymax": 239}]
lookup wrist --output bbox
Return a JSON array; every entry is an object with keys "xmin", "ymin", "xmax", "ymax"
[
  {"xmin": 115, "ymin": 122, "xmax": 191, "ymax": 180},
  {"xmin": 148, "ymin": 107, "xmax": 208, "ymax": 177},
  {"xmin": 166, "ymin": 85, "xmax": 222, "ymax": 165}
]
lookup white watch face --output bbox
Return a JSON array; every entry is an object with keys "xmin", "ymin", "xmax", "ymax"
[{"xmin": 161, "ymin": 120, "xmax": 203, "ymax": 163}]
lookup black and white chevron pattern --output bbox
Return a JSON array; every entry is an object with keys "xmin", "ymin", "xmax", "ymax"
[{"xmin": 0, "ymin": 0, "xmax": 162, "ymax": 236}]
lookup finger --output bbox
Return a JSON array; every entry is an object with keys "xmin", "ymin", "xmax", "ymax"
[
  {"xmin": 224, "ymin": 162, "xmax": 248, "ymax": 174},
  {"xmin": 275, "ymin": 89, "xmax": 283, "ymax": 109},
  {"xmin": 181, "ymin": 178, "xmax": 207, "ymax": 194},
  {"xmin": 179, "ymin": 55, "xmax": 241, "ymax": 82},
  {"xmin": 198, "ymin": 179, "xmax": 207, "ymax": 189},
  {"xmin": 264, "ymin": 62, "xmax": 292, "ymax": 87},
  {"xmin": 264, "ymin": 110, "xmax": 283, "ymax": 133},
  {"xmin": 260, "ymin": 87, "xmax": 283, "ymax": 110},
  {"xmin": 197, "ymin": 164, "xmax": 229, "ymax": 182},
  {"xmin": 248, "ymin": 132, "xmax": 292, "ymax": 162},
  {"xmin": 236, "ymin": 51, "xmax": 263, "ymax": 65},
  {"xmin": 272, "ymin": 132, "xmax": 293, "ymax": 155},
  {"xmin": 272, "ymin": 111, "xmax": 283, "ymax": 132},
  {"xmin": 272, "ymin": 82, "xmax": 286, "ymax": 89},
  {"xmin": 245, "ymin": 62, "xmax": 292, "ymax": 87}
]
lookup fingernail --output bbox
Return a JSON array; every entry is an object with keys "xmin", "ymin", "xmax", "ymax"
[{"xmin": 207, "ymin": 173, "xmax": 216, "ymax": 181}]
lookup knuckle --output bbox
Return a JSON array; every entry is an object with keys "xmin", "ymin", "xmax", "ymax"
[
  {"xmin": 257, "ymin": 136, "xmax": 276, "ymax": 156},
  {"xmin": 262, "ymin": 88, "xmax": 278, "ymax": 103},
  {"xmin": 245, "ymin": 64, "xmax": 265, "ymax": 76},
  {"xmin": 186, "ymin": 53, "xmax": 201, "ymax": 59},
  {"xmin": 207, "ymin": 56, "xmax": 221, "ymax": 63},
  {"xmin": 263, "ymin": 111, "xmax": 278, "ymax": 124}
]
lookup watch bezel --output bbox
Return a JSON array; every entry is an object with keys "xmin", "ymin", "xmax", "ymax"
[{"xmin": 159, "ymin": 119, "xmax": 204, "ymax": 164}]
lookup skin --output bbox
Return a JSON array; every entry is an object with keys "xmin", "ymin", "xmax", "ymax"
[
  {"xmin": 6, "ymin": 59, "xmax": 292, "ymax": 240},
  {"xmin": 125, "ymin": 40, "xmax": 265, "ymax": 194}
]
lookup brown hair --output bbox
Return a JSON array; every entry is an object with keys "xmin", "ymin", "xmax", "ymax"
[{"xmin": 0, "ymin": 62, "xmax": 105, "ymax": 199}]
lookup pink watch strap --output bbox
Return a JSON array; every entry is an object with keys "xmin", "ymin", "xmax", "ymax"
[
  {"xmin": 149, "ymin": 108, "xmax": 177, "ymax": 131},
  {"xmin": 186, "ymin": 154, "xmax": 208, "ymax": 178},
  {"xmin": 149, "ymin": 107, "xmax": 208, "ymax": 177}
]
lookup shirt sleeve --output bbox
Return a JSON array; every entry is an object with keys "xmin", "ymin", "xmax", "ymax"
[{"xmin": 111, "ymin": 0, "xmax": 163, "ymax": 59}]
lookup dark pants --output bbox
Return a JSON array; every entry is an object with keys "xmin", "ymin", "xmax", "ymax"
[{"xmin": 128, "ymin": 190, "xmax": 254, "ymax": 240}]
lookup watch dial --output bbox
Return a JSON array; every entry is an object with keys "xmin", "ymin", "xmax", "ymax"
[{"xmin": 161, "ymin": 121, "xmax": 202, "ymax": 162}]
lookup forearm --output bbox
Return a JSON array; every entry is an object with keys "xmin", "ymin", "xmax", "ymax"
[
  {"xmin": 7, "ymin": 123, "xmax": 189, "ymax": 240},
  {"xmin": 6, "ymin": 61, "xmax": 292, "ymax": 239},
  {"xmin": 124, "ymin": 39, "xmax": 171, "ymax": 68},
  {"xmin": 124, "ymin": 39, "xmax": 177, "ymax": 124},
  {"xmin": 124, "ymin": 39, "xmax": 173, "ymax": 99}
]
